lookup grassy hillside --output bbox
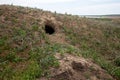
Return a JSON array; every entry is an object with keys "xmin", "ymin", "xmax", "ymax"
[{"xmin": 0, "ymin": 5, "xmax": 120, "ymax": 80}]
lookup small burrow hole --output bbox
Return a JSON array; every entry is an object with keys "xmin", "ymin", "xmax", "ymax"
[{"xmin": 45, "ymin": 24, "xmax": 55, "ymax": 34}]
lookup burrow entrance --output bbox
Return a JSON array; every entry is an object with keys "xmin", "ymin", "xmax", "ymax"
[{"xmin": 45, "ymin": 24, "xmax": 55, "ymax": 34}]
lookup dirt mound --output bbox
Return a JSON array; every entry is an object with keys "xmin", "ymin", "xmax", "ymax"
[{"xmin": 40, "ymin": 54, "xmax": 115, "ymax": 80}]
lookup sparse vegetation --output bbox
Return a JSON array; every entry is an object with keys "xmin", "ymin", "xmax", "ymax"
[
  {"xmin": 32, "ymin": 24, "xmax": 39, "ymax": 31},
  {"xmin": 0, "ymin": 5, "xmax": 120, "ymax": 80},
  {"xmin": 114, "ymin": 57, "xmax": 120, "ymax": 66},
  {"xmin": 62, "ymin": 20, "xmax": 120, "ymax": 79}
]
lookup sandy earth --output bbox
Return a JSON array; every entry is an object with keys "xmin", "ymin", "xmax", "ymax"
[{"xmin": 38, "ymin": 53, "xmax": 115, "ymax": 80}]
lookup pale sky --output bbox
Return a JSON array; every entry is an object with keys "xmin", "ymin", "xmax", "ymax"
[{"xmin": 0, "ymin": 0, "xmax": 120, "ymax": 15}]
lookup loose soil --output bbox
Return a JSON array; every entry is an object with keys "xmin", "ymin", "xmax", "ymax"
[{"xmin": 38, "ymin": 53, "xmax": 115, "ymax": 80}]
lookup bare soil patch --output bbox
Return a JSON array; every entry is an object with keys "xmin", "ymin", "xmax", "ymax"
[{"xmin": 39, "ymin": 53, "xmax": 115, "ymax": 80}]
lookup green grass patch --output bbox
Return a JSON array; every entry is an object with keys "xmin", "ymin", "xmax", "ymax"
[
  {"xmin": 13, "ymin": 60, "xmax": 42, "ymax": 80},
  {"xmin": 32, "ymin": 24, "xmax": 39, "ymax": 31}
]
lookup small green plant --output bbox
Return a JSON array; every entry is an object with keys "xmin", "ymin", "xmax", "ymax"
[
  {"xmin": 111, "ymin": 67, "xmax": 120, "ymax": 79},
  {"xmin": 18, "ymin": 29, "xmax": 26, "ymax": 37},
  {"xmin": 0, "ymin": 38, "xmax": 5, "ymax": 46},
  {"xmin": 0, "ymin": 24, "xmax": 6, "ymax": 29},
  {"xmin": 114, "ymin": 57, "xmax": 120, "ymax": 66},
  {"xmin": 0, "ymin": 36, "xmax": 10, "ymax": 51},
  {"xmin": 13, "ymin": 28, "xmax": 26, "ymax": 37},
  {"xmin": 32, "ymin": 24, "xmax": 39, "ymax": 31},
  {"xmin": 0, "ymin": 37, "xmax": 7, "ymax": 46},
  {"xmin": 6, "ymin": 52, "xmax": 16, "ymax": 62},
  {"xmin": 4, "ymin": 51, "xmax": 22, "ymax": 63},
  {"xmin": 0, "ymin": 65, "xmax": 13, "ymax": 80}
]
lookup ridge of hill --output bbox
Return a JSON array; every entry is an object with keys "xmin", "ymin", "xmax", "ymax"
[{"xmin": 0, "ymin": 5, "xmax": 120, "ymax": 80}]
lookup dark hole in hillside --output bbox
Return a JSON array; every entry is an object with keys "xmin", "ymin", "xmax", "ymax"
[{"xmin": 45, "ymin": 24, "xmax": 55, "ymax": 34}]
